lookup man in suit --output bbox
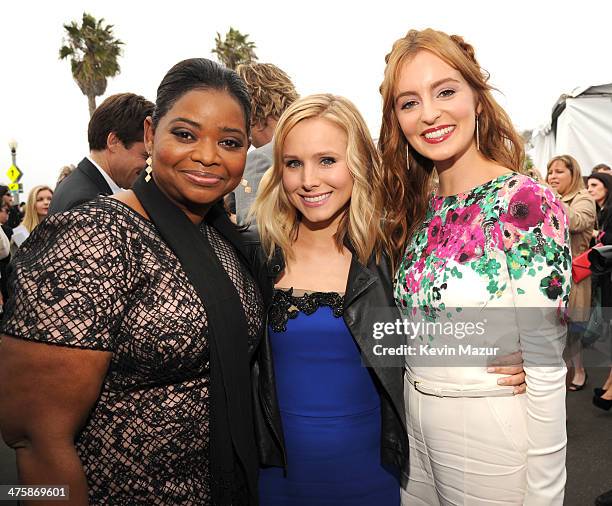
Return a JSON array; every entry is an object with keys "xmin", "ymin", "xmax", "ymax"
[
  {"xmin": 231, "ymin": 63, "xmax": 298, "ymax": 225},
  {"xmin": 50, "ymin": 93, "xmax": 154, "ymax": 214}
]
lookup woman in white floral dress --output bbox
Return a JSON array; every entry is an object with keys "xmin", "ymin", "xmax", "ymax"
[{"xmin": 378, "ymin": 29, "xmax": 570, "ymax": 505}]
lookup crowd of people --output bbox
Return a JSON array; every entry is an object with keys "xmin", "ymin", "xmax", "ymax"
[{"xmin": 0, "ymin": 27, "xmax": 610, "ymax": 506}]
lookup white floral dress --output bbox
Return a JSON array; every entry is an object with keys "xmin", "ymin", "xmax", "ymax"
[{"xmin": 394, "ymin": 173, "xmax": 571, "ymax": 505}]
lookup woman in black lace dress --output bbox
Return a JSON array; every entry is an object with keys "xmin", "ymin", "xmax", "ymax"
[{"xmin": 0, "ymin": 59, "xmax": 265, "ymax": 505}]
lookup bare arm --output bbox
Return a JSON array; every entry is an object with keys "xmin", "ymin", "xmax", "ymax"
[{"xmin": 0, "ymin": 336, "xmax": 111, "ymax": 505}]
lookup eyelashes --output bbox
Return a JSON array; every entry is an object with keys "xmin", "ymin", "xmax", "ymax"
[
  {"xmin": 400, "ymin": 88, "xmax": 457, "ymax": 110},
  {"xmin": 172, "ymin": 129, "xmax": 194, "ymax": 141},
  {"xmin": 284, "ymin": 157, "xmax": 337, "ymax": 168},
  {"xmin": 171, "ymin": 129, "xmax": 243, "ymax": 148}
]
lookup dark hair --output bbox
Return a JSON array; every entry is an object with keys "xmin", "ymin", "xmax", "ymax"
[
  {"xmin": 88, "ymin": 93, "xmax": 154, "ymax": 151},
  {"xmin": 588, "ymin": 172, "xmax": 612, "ymax": 209},
  {"xmin": 0, "ymin": 185, "xmax": 9, "ymax": 199},
  {"xmin": 592, "ymin": 163, "xmax": 611, "ymax": 174},
  {"xmin": 152, "ymin": 58, "xmax": 251, "ymax": 136}
]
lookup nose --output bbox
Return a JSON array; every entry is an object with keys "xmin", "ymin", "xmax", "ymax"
[
  {"xmin": 301, "ymin": 163, "xmax": 320, "ymax": 190},
  {"xmin": 420, "ymin": 96, "xmax": 441, "ymax": 125},
  {"xmin": 192, "ymin": 138, "xmax": 220, "ymax": 166}
]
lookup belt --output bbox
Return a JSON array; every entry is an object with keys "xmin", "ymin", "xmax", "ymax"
[{"xmin": 405, "ymin": 370, "xmax": 515, "ymax": 398}]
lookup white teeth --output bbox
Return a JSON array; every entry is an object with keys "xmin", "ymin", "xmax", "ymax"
[
  {"xmin": 303, "ymin": 193, "xmax": 331, "ymax": 203},
  {"xmin": 424, "ymin": 126, "xmax": 454, "ymax": 139}
]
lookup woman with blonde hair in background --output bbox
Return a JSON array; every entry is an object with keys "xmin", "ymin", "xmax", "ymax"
[
  {"xmin": 547, "ymin": 155, "xmax": 596, "ymax": 391},
  {"xmin": 380, "ymin": 28, "xmax": 570, "ymax": 505},
  {"xmin": 249, "ymin": 93, "xmax": 408, "ymax": 505},
  {"xmin": 10, "ymin": 185, "xmax": 53, "ymax": 254}
]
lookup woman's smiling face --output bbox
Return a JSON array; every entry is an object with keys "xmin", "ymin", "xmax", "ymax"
[
  {"xmin": 145, "ymin": 88, "xmax": 248, "ymax": 220},
  {"xmin": 281, "ymin": 117, "xmax": 353, "ymax": 230},
  {"xmin": 394, "ymin": 50, "xmax": 480, "ymax": 167}
]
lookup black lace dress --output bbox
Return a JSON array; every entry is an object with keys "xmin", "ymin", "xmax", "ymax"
[{"xmin": 1, "ymin": 198, "xmax": 264, "ymax": 505}]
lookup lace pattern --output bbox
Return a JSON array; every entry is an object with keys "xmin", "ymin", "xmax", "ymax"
[
  {"xmin": 268, "ymin": 288, "xmax": 344, "ymax": 332},
  {"xmin": 1, "ymin": 197, "xmax": 264, "ymax": 505}
]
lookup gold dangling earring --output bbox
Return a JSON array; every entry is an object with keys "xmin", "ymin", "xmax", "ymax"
[
  {"xmin": 476, "ymin": 115, "xmax": 480, "ymax": 151},
  {"xmin": 145, "ymin": 154, "xmax": 153, "ymax": 182}
]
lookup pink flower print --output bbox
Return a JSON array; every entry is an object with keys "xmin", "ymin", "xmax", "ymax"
[
  {"xmin": 431, "ymin": 197, "xmax": 445, "ymax": 212},
  {"xmin": 501, "ymin": 186, "xmax": 544, "ymax": 230},
  {"xmin": 426, "ymin": 216, "xmax": 445, "ymax": 254},
  {"xmin": 404, "ymin": 259, "xmax": 426, "ymax": 293},
  {"xmin": 456, "ymin": 204, "xmax": 481, "ymax": 226},
  {"xmin": 489, "ymin": 223, "xmax": 504, "ymax": 250},
  {"xmin": 457, "ymin": 235, "xmax": 485, "ymax": 263},
  {"xmin": 540, "ymin": 195, "xmax": 567, "ymax": 245}
]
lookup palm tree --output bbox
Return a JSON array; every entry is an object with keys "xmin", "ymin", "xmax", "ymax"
[
  {"xmin": 212, "ymin": 27, "xmax": 258, "ymax": 70},
  {"xmin": 59, "ymin": 13, "xmax": 123, "ymax": 117}
]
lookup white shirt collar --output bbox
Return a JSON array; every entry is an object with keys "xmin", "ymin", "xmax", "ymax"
[{"xmin": 86, "ymin": 155, "xmax": 122, "ymax": 193}]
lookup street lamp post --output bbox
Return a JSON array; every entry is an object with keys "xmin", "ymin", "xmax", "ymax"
[
  {"xmin": 7, "ymin": 140, "xmax": 20, "ymax": 205},
  {"xmin": 8, "ymin": 140, "xmax": 17, "ymax": 164}
]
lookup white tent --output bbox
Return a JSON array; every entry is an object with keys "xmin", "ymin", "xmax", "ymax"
[{"xmin": 531, "ymin": 83, "xmax": 612, "ymax": 175}]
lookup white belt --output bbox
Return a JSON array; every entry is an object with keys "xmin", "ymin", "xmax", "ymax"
[{"xmin": 405, "ymin": 370, "xmax": 515, "ymax": 398}]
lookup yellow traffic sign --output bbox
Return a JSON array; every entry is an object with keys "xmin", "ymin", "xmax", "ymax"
[
  {"xmin": 6, "ymin": 164, "xmax": 22, "ymax": 183},
  {"xmin": 8, "ymin": 183, "xmax": 18, "ymax": 191}
]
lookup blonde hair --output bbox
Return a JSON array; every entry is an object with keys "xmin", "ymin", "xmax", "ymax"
[
  {"xmin": 378, "ymin": 28, "xmax": 525, "ymax": 269},
  {"xmin": 22, "ymin": 185, "xmax": 53, "ymax": 233},
  {"xmin": 236, "ymin": 63, "xmax": 298, "ymax": 126},
  {"xmin": 252, "ymin": 93, "xmax": 386, "ymax": 265},
  {"xmin": 546, "ymin": 155, "xmax": 585, "ymax": 195},
  {"xmin": 56, "ymin": 164, "xmax": 75, "ymax": 186}
]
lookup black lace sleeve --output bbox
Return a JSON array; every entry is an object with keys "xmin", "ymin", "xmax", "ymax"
[{"xmin": 1, "ymin": 204, "xmax": 132, "ymax": 351}]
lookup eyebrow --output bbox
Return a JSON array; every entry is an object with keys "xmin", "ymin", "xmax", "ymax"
[
  {"xmin": 170, "ymin": 117, "xmax": 200, "ymax": 128},
  {"xmin": 282, "ymin": 151, "xmax": 342, "ymax": 159},
  {"xmin": 220, "ymin": 126, "xmax": 246, "ymax": 137},
  {"xmin": 170, "ymin": 117, "xmax": 246, "ymax": 137},
  {"xmin": 395, "ymin": 77, "xmax": 461, "ymax": 105}
]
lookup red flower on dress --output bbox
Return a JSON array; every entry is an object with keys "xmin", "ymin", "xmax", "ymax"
[{"xmin": 501, "ymin": 186, "xmax": 544, "ymax": 230}]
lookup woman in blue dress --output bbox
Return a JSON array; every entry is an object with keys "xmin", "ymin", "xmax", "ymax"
[{"xmin": 249, "ymin": 94, "xmax": 408, "ymax": 505}]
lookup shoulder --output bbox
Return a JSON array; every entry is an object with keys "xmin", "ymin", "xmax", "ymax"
[
  {"xmin": 12, "ymin": 224, "xmax": 27, "ymax": 235},
  {"xmin": 368, "ymin": 253, "xmax": 394, "ymax": 291},
  {"xmin": 50, "ymin": 170, "xmax": 104, "ymax": 213},
  {"xmin": 240, "ymin": 224, "xmax": 262, "ymax": 246},
  {"xmin": 11, "ymin": 225, "xmax": 29, "ymax": 243},
  {"xmin": 568, "ymin": 188, "xmax": 596, "ymax": 208},
  {"xmin": 498, "ymin": 173, "xmax": 564, "ymax": 220},
  {"xmin": 240, "ymin": 225, "xmax": 285, "ymax": 275},
  {"xmin": 37, "ymin": 198, "xmax": 145, "ymax": 245},
  {"xmin": 498, "ymin": 172, "xmax": 555, "ymax": 200},
  {"xmin": 239, "ymin": 225, "xmax": 267, "ymax": 269},
  {"xmin": 496, "ymin": 174, "xmax": 569, "ymax": 251},
  {"xmin": 246, "ymin": 142, "xmax": 273, "ymax": 168}
]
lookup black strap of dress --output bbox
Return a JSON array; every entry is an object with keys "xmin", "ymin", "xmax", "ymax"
[{"xmin": 132, "ymin": 171, "xmax": 258, "ymax": 505}]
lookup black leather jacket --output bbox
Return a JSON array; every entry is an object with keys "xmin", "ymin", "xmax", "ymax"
[{"xmin": 243, "ymin": 229, "xmax": 409, "ymax": 483}]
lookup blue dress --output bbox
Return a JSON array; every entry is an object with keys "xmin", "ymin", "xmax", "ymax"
[{"xmin": 259, "ymin": 289, "xmax": 400, "ymax": 505}]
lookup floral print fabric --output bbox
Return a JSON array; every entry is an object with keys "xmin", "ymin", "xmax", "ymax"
[{"xmin": 395, "ymin": 173, "xmax": 571, "ymax": 321}]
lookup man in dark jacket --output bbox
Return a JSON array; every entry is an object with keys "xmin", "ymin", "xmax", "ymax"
[
  {"xmin": 49, "ymin": 93, "xmax": 154, "ymax": 214},
  {"xmin": 0, "ymin": 186, "xmax": 21, "ymax": 229}
]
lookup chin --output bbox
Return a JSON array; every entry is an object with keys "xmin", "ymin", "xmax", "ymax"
[{"xmin": 300, "ymin": 206, "xmax": 347, "ymax": 228}]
